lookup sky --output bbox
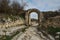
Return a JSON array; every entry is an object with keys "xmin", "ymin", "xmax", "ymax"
[
  {"xmin": 18, "ymin": 0, "xmax": 60, "ymax": 11},
  {"xmin": 30, "ymin": 12, "xmax": 38, "ymax": 19},
  {"xmin": 11, "ymin": 0, "xmax": 60, "ymax": 19}
]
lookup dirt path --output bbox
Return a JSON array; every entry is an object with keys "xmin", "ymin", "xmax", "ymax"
[
  {"xmin": 11, "ymin": 26, "xmax": 55, "ymax": 40},
  {"xmin": 0, "ymin": 24, "xmax": 55, "ymax": 40}
]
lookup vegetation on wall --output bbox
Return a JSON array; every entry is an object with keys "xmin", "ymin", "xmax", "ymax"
[
  {"xmin": 43, "ymin": 10, "xmax": 60, "ymax": 20},
  {"xmin": 0, "ymin": 0, "xmax": 26, "ymax": 19},
  {"xmin": 46, "ymin": 25, "xmax": 60, "ymax": 37}
]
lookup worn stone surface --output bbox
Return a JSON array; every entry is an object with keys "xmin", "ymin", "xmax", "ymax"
[{"xmin": 12, "ymin": 26, "xmax": 55, "ymax": 40}]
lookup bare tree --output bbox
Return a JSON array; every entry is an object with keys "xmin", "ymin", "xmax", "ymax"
[
  {"xmin": 11, "ymin": 0, "xmax": 26, "ymax": 15},
  {"xmin": 0, "ymin": 0, "xmax": 10, "ymax": 13},
  {"xmin": 0, "ymin": 0, "xmax": 27, "ymax": 15},
  {"xmin": 11, "ymin": 1, "xmax": 21, "ymax": 14}
]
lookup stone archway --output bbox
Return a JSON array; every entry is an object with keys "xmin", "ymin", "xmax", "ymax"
[{"xmin": 25, "ymin": 9, "xmax": 43, "ymax": 26}]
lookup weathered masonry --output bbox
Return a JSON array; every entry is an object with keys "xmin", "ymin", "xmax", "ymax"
[{"xmin": 25, "ymin": 9, "xmax": 44, "ymax": 26}]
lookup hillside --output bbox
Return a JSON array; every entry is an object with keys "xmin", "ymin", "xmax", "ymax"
[{"xmin": 0, "ymin": 14, "xmax": 24, "ymax": 28}]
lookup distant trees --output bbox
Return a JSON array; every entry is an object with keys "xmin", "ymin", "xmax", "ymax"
[
  {"xmin": 0, "ymin": 0, "xmax": 26, "ymax": 15},
  {"xmin": 57, "ymin": 9, "xmax": 60, "ymax": 12},
  {"xmin": 0, "ymin": 0, "xmax": 10, "ymax": 13},
  {"xmin": 11, "ymin": 1, "xmax": 24, "ymax": 15},
  {"xmin": 43, "ymin": 11, "xmax": 60, "ymax": 20}
]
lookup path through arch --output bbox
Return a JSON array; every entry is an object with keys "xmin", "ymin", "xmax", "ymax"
[
  {"xmin": 25, "ymin": 9, "xmax": 43, "ymax": 26},
  {"xmin": 30, "ymin": 12, "xmax": 38, "ymax": 26}
]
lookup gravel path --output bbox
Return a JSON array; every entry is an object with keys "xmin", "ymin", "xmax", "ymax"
[
  {"xmin": 12, "ymin": 26, "xmax": 55, "ymax": 40},
  {"xmin": 0, "ymin": 24, "xmax": 55, "ymax": 40}
]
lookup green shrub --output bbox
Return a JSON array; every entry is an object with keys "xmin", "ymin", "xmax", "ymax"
[{"xmin": 47, "ymin": 26, "xmax": 60, "ymax": 36}]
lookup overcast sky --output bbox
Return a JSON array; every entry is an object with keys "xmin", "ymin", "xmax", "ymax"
[
  {"xmin": 12, "ymin": 0, "xmax": 60, "ymax": 19},
  {"xmin": 17, "ymin": 0, "xmax": 60, "ymax": 11}
]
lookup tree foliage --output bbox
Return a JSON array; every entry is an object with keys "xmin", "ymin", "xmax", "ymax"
[
  {"xmin": 0, "ymin": 0, "xmax": 26, "ymax": 15},
  {"xmin": 0, "ymin": 0, "xmax": 10, "ymax": 13},
  {"xmin": 11, "ymin": 1, "xmax": 23, "ymax": 15}
]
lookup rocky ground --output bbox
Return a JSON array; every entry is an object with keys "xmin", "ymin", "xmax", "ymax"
[
  {"xmin": 0, "ymin": 24, "xmax": 56, "ymax": 40},
  {"xmin": 0, "ymin": 15, "xmax": 60, "ymax": 40},
  {"xmin": 11, "ymin": 26, "xmax": 55, "ymax": 40}
]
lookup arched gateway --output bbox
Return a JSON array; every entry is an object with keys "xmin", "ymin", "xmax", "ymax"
[{"xmin": 25, "ymin": 9, "xmax": 43, "ymax": 26}]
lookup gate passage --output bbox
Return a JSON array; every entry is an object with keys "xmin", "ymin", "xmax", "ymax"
[{"xmin": 25, "ymin": 9, "xmax": 43, "ymax": 26}]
